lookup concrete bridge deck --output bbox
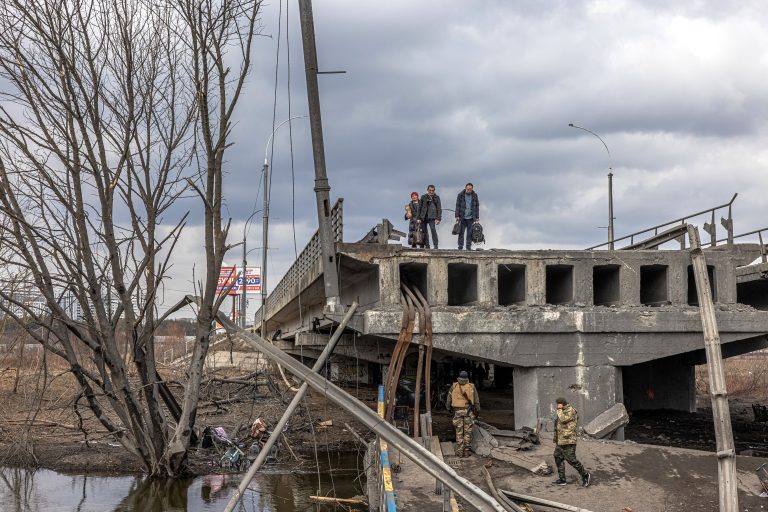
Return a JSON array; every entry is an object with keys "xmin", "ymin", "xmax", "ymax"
[{"xmin": 258, "ymin": 227, "xmax": 768, "ymax": 431}]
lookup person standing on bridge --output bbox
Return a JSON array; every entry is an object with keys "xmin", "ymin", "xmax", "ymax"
[
  {"xmin": 447, "ymin": 370, "xmax": 480, "ymax": 457},
  {"xmin": 416, "ymin": 185, "xmax": 442, "ymax": 249},
  {"xmin": 552, "ymin": 397, "xmax": 591, "ymax": 487},
  {"xmin": 405, "ymin": 191, "xmax": 422, "ymax": 248},
  {"xmin": 454, "ymin": 182, "xmax": 479, "ymax": 250}
]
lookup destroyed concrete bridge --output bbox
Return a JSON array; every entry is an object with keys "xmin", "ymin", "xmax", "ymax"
[{"xmin": 256, "ymin": 199, "xmax": 768, "ymax": 432}]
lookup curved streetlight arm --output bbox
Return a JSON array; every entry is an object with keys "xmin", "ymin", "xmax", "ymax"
[
  {"xmin": 264, "ymin": 115, "xmax": 309, "ymax": 166},
  {"xmin": 569, "ymin": 122, "xmax": 615, "ymax": 249},
  {"xmin": 568, "ymin": 123, "xmax": 612, "ymax": 167},
  {"xmin": 242, "ymin": 209, "xmax": 263, "ymax": 240}
]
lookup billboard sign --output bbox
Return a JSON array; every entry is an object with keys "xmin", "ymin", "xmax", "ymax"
[
  {"xmin": 235, "ymin": 267, "xmax": 261, "ymax": 294},
  {"xmin": 216, "ymin": 266, "xmax": 238, "ymax": 295}
]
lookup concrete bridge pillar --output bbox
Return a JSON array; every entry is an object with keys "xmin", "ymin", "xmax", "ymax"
[{"xmin": 513, "ymin": 365, "xmax": 624, "ymax": 434}]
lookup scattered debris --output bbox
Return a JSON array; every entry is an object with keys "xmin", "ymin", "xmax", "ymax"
[
  {"xmin": 500, "ymin": 489, "xmax": 597, "ymax": 512},
  {"xmin": 471, "ymin": 424, "xmax": 499, "ymax": 457},
  {"xmin": 475, "ymin": 421, "xmax": 539, "ymax": 450},
  {"xmin": 583, "ymin": 403, "xmax": 629, "ymax": 439},
  {"xmin": 250, "ymin": 418, "xmax": 267, "ymax": 437},
  {"xmin": 489, "ymin": 447, "xmax": 552, "ymax": 476},
  {"xmin": 480, "ymin": 466, "xmax": 528, "ymax": 512},
  {"xmin": 758, "ymin": 463, "xmax": 768, "ymax": 498},
  {"xmin": 308, "ymin": 495, "xmax": 368, "ymax": 507},
  {"xmin": 318, "ymin": 419, "xmax": 334, "ymax": 428},
  {"xmin": 752, "ymin": 403, "xmax": 768, "ymax": 422}
]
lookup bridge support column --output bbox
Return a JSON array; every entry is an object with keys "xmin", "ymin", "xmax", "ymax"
[{"xmin": 513, "ymin": 365, "xmax": 623, "ymax": 436}]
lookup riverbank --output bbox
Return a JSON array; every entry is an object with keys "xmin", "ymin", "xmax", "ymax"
[{"xmin": 0, "ymin": 365, "xmax": 375, "ymax": 475}]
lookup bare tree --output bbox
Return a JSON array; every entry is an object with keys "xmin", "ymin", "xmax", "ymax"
[{"xmin": 0, "ymin": 0, "xmax": 261, "ymax": 476}]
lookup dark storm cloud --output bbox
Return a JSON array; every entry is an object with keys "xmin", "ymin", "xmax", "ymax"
[{"xmin": 159, "ymin": 0, "xmax": 768, "ymax": 311}]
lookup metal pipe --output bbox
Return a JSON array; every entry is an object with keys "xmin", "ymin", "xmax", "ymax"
[
  {"xmin": 215, "ymin": 312, "xmax": 505, "ymax": 512},
  {"xmin": 222, "ymin": 301, "xmax": 359, "ymax": 512}
]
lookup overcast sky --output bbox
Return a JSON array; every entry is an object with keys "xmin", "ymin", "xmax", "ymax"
[{"xmin": 163, "ymin": 0, "xmax": 768, "ymax": 316}]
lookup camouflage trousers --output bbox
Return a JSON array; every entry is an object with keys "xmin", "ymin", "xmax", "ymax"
[
  {"xmin": 452, "ymin": 409, "xmax": 474, "ymax": 455},
  {"xmin": 554, "ymin": 444, "xmax": 587, "ymax": 480}
]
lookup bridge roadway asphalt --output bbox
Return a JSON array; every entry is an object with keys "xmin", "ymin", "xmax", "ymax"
[{"xmin": 389, "ymin": 431, "xmax": 768, "ymax": 511}]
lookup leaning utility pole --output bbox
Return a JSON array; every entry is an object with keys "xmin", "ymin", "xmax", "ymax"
[
  {"xmin": 687, "ymin": 225, "xmax": 738, "ymax": 512},
  {"xmin": 298, "ymin": 0, "xmax": 341, "ymax": 309}
]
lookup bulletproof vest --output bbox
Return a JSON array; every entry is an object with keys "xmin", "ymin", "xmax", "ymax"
[{"xmin": 451, "ymin": 382, "xmax": 475, "ymax": 408}]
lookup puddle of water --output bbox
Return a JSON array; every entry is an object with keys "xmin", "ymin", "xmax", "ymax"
[{"xmin": 0, "ymin": 454, "xmax": 365, "ymax": 512}]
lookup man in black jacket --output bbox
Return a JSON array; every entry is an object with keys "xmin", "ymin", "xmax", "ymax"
[
  {"xmin": 417, "ymin": 184, "xmax": 442, "ymax": 249},
  {"xmin": 455, "ymin": 183, "xmax": 479, "ymax": 250}
]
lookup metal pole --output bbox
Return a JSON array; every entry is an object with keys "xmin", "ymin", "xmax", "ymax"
[
  {"xmin": 568, "ymin": 123, "xmax": 613, "ymax": 249},
  {"xmin": 258, "ymin": 114, "xmax": 307, "ymax": 334},
  {"xmin": 223, "ymin": 301, "xmax": 359, "ymax": 512},
  {"xmin": 215, "ymin": 311, "xmax": 505, "ymax": 512},
  {"xmin": 299, "ymin": 0, "xmax": 341, "ymax": 309},
  {"xmin": 687, "ymin": 225, "xmax": 739, "ymax": 512},
  {"xmin": 241, "ymin": 234, "xmax": 247, "ymax": 328},
  {"xmin": 608, "ymin": 172, "xmax": 614, "ymax": 250},
  {"xmin": 260, "ymin": 161, "xmax": 269, "ymax": 337}
]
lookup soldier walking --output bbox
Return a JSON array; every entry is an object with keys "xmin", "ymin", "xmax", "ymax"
[
  {"xmin": 447, "ymin": 370, "xmax": 480, "ymax": 457},
  {"xmin": 552, "ymin": 397, "xmax": 591, "ymax": 487}
]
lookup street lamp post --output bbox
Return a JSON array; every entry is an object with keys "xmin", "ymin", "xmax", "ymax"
[
  {"xmin": 260, "ymin": 115, "xmax": 308, "ymax": 336},
  {"xmin": 568, "ymin": 123, "xmax": 614, "ymax": 249},
  {"xmin": 240, "ymin": 209, "xmax": 262, "ymax": 328}
]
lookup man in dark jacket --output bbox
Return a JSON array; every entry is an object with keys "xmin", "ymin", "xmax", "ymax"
[
  {"xmin": 454, "ymin": 183, "xmax": 479, "ymax": 250},
  {"xmin": 417, "ymin": 185, "xmax": 442, "ymax": 249}
]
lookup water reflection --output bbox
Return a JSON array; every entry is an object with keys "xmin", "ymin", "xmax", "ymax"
[{"xmin": 0, "ymin": 455, "xmax": 363, "ymax": 512}]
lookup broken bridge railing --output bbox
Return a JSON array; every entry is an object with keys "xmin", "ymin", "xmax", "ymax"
[
  {"xmin": 586, "ymin": 193, "xmax": 737, "ymax": 250},
  {"xmin": 256, "ymin": 198, "xmax": 343, "ymax": 321},
  {"xmin": 717, "ymin": 226, "xmax": 768, "ymax": 263}
]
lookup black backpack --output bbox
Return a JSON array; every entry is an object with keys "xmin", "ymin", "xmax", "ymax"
[{"xmin": 471, "ymin": 222, "xmax": 485, "ymax": 244}]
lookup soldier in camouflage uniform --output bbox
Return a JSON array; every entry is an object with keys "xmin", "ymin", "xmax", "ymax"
[
  {"xmin": 447, "ymin": 371, "xmax": 480, "ymax": 457},
  {"xmin": 552, "ymin": 397, "xmax": 591, "ymax": 487}
]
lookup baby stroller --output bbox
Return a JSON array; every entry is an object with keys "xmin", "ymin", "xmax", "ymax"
[
  {"xmin": 220, "ymin": 439, "xmax": 249, "ymax": 471},
  {"xmin": 201, "ymin": 426, "xmax": 250, "ymax": 471}
]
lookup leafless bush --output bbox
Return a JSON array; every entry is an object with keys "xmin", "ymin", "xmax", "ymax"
[{"xmin": 696, "ymin": 355, "xmax": 768, "ymax": 400}]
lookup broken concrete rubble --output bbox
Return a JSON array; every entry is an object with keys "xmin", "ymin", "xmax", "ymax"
[
  {"xmin": 583, "ymin": 403, "xmax": 629, "ymax": 439},
  {"xmin": 489, "ymin": 447, "xmax": 553, "ymax": 476},
  {"xmin": 471, "ymin": 423, "xmax": 499, "ymax": 457}
]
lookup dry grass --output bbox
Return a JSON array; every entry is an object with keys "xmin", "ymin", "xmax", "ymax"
[{"xmin": 696, "ymin": 354, "xmax": 768, "ymax": 400}]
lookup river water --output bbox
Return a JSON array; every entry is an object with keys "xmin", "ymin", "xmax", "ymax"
[{"xmin": 0, "ymin": 454, "xmax": 364, "ymax": 512}]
